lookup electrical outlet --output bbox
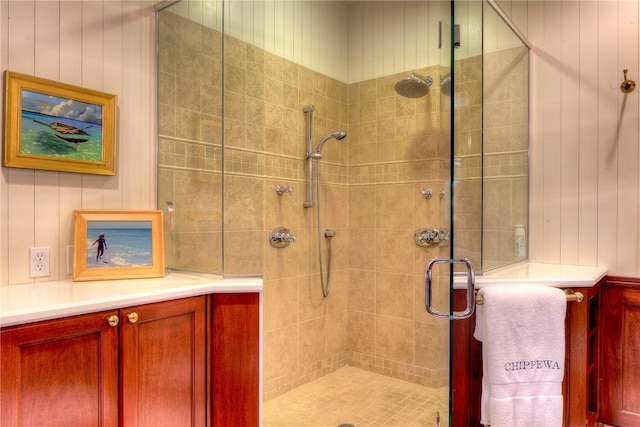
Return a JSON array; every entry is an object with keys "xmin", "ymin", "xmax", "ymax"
[{"xmin": 30, "ymin": 247, "xmax": 50, "ymax": 278}]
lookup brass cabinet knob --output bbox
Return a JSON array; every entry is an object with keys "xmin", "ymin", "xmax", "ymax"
[
  {"xmin": 107, "ymin": 315, "xmax": 119, "ymax": 327},
  {"xmin": 127, "ymin": 312, "xmax": 139, "ymax": 324}
]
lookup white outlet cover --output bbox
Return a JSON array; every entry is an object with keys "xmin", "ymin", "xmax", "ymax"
[{"xmin": 30, "ymin": 246, "xmax": 50, "ymax": 278}]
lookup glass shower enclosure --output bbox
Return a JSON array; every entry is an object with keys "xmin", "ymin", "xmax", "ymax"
[{"xmin": 156, "ymin": 0, "xmax": 529, "ymax": 425}]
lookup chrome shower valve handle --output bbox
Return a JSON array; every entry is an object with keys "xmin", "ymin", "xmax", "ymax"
[
  {"xmin": 269, "ymin": 227, "xmax": 297, "ymax": 248},
  {"xmin": 275, "ymin": 185, "xmax": 293, "ymax": 196},
  {"xmin": 414, "ymin": 228, "xmax": 450, "ymax": 248}
]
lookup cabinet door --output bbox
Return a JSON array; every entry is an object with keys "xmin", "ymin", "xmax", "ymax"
[
  {"xmin": 120, "ymin": 296, "xmax": 207, "ymax": 427},
  {"xmin": 601, "ymin": 285, "xmax": 640, "ymax": 426},
  {"xmin": 1, "ymin": 311, "xmax": 119, "ymax": 427},
  {"xmin": 212, "ymin": 293, "xmax": 260, "ymax": 427}
]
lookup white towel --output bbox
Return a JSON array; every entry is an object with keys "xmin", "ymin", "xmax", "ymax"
[{"xmin": 473, "ymin": 285, "xmax": 566, "ymax": 427}]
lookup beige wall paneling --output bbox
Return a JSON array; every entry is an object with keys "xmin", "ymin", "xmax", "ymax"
[
  {"xmin": 597, "ymin": 2, "xmax": 620, "ymax": 273},
  {"xmin": 265, "ymin": 1, "xmax": 284, "ymax": 65},
  {"xmin": 204, "ymin": 0, "xmax": 222, "ymax": 32},
  {"xmin": 426, "ymin": 2, "xmax": 440, "ymax": 70},
  {"xmin": 402, "ymin": 2, "xmax": 418, "ymax": 74},
  {"xmin": 483, "ymin": 1, "xmax": 499, "ymax": 54},
  {"xmin": 138, "ymin": 2, "xmax": 156, "ymax": 209},
  {"xmin": 7, "ymin": 172, "xmax": 35, "ymax": 285},
  {"xmin": 578, "ymin": 2, "xmax": 599, "ymax": 267},
  {"xmin": 233, "ymin": 0, "xmax": 254, "ymax": 47},
  {"xmin": 347, "ymin": 2, "xmax": 363, "ymax": 82},
  {"xmin": 392, "ymin": 2, "xmax": 406, "ymax": 75},
  {"xmin": 242, "ymin": 1, "xmax": 257, "ymax": 48},
  {"xmin": 6, "ymin": 0, "xmax": 36, "ymax": 285},
  {"xmin": 541, "ymin": 2, "xmax": 562, "ymax": 264},
  {"xmin": 527, "ymin": 0, "xmax": 544, "ymax": 263},
  {"xmin": 616, "ymin": 1, "xmax": 639, "ymax": 276},
  {"xmin": 104, "ymin": 1, "xmax": 125, "ymax": 210},
  {"xmin": 291, "ymin": 1, "xmax": 304, "ymax": 67},
  {"xmin": 454, "ymin": 1, "xmax": 482, "ymax": 61},
  {"xmin": 121, "ymin": 1, "xmax": 156, "ymax": 210},
  {"xmin": 348, "ymin": 1, "xmax": 437, "ymax": 84},
  {"xmin": 0, "ymin": 0, "xmax": 7, "ymax": 284},
  {"xmin": 560, "ymin": 1, "xmax": 580, "ymax": 265},
  {"xmin": 331, "ymin": 2, "xmax": 348, "ymax": 82}
]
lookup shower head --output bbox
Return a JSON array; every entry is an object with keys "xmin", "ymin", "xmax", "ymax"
[
  {"xmin": 394, "ymin": 72, "xmax": 433, "ymax": 98},
  {"xmin": 440, "ymin": 73, "xmax": 452, "ymax": 97},
  {"xmin": 311, "ymin": 131, "xmax": 347, "ymax": 158}
]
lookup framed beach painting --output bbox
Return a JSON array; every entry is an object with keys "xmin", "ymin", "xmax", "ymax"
[
  {"xmin": 73, "ymin": 210, "xmax": 165, "ymax": 281},
  {"xmin": 4, "ymin": 71, "xmax": 117, "ymax": 175}
]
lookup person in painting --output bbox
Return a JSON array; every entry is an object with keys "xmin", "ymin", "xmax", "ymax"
[{"xmin": 91, "ymin": 234, "xmax": 107, "ymax": 262}]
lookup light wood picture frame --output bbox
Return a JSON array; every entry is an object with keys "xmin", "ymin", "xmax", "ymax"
[
  {"xmin": 4, "ymin": 71, "xmax": 117, "ymax": 175},
  {"xmin": 73, "ymin": 210, "xmax": 165, "ymax": 281}
]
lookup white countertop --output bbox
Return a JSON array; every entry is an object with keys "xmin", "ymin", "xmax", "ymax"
[
  {"xmin": 459, "ymin": 262, "xmax": 608, "ymax": 288},
  {"xmin": 0, "ymin": 272, "xmax": 263, "ymax": 327}
]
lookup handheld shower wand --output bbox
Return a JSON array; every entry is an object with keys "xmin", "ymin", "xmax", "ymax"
[
  {"xmin": 303, "ymin": 105, "xmax": 346, "ymax": 206},
  {"xmin": 309, "ymin": 131, "xmax": 347, "ymax": 159},
  {"xmin": 302, "ymin": 105, "xmax": 347, "ymax": 298}
]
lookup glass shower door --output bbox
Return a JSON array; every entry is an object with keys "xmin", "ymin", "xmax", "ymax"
[{"xmin": 421, "ymin": 1, "xmax": 482, "ymax": 425}]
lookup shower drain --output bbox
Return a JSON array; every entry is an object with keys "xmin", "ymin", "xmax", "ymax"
[{"xmin": 338, "ymin": 424, "xmax": 355, "ymax": 427}]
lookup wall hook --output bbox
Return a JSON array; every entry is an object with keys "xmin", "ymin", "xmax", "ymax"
[{"xmin": 621, "ymin": 69, "xmax": 636, "ymax": 93}]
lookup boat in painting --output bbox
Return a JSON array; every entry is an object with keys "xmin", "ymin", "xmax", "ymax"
[{"xmin": 33, "ymin": 118, "xmax": 93, "ymax": 144}]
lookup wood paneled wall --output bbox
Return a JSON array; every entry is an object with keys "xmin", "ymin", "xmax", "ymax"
[
  {"xmin": 506, "ymin": 1, "xmax": 640, "ymax": 276},
  {"xmin": 0, "ymin": 1, "xmax": 157, "ymax": 285}
]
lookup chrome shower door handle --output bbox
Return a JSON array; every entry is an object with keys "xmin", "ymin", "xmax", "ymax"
[{"xmin": 425, "ymin": 257, "xmax": 476, "ymax": 319}]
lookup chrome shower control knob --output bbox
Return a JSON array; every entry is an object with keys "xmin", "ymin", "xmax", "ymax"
[
  {"xmin": 269, "ymin": 227, "xmax": 297, "ymax": 248},
  {"xmin": 437, "ymin": 229, "xmax": 450, "ymax": 247},
  {"xmin": 420, "ymin": 188, "xmax": 433, "ymax": 199},
  {"xmin": 275, "ymin": 185, "xmax": 293, "ymax": 195}
]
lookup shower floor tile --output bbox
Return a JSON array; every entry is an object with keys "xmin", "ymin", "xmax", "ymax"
[{"xmin": 263, "ymin": 366, "xmax": 448, "ymax": 427}]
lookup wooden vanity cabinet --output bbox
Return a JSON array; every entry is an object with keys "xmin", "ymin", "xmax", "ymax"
[
  {"xmin": 120, "ymin": 296, "xmax": 207, "ymax": 426},
  {"xmin": 1, "ymin": 310, "xmax": 120, "ymax": 427},
  {"xmin": 211, "ymin": 292, "xmax": 260, "ymax": 426},
  {"xmin": 599, "ymin": 277, "xmax": 640, "ymax": 427},
  {"xmin": 1, "ymin": 296, "xmax": 207, "ymax": 427}
]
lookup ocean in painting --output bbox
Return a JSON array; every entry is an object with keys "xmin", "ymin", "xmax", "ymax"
[
  {"xmin": 20, "ymin": 110, "xmax": 103, "ymax": 162},
  {"xmin": 86, "ymin": 222, "xmax": 152, "ymax": 268}
]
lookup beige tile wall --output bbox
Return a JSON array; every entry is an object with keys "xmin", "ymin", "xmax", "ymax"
[{"xmin": 346, "ymin": 67, "xmax": 451, "ymax": 389}]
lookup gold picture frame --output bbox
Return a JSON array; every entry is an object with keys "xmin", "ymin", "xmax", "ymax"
[
  {"xmin": 4, "ymin": 71, "xmax": 117, "ymax": 175},
  {"xmin": 73, "ymin": 210, "xmax": 165, "ymax": 281}
]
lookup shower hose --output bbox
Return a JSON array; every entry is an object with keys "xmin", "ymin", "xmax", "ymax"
[{"xmin": 315, "ymin": 158, "xmax": 333, "ymax": 298}]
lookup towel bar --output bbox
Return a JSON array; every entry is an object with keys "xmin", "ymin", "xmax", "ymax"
[{"xmin": 474, "ymin": 289, "xmax": 584, "ymax": 305}]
